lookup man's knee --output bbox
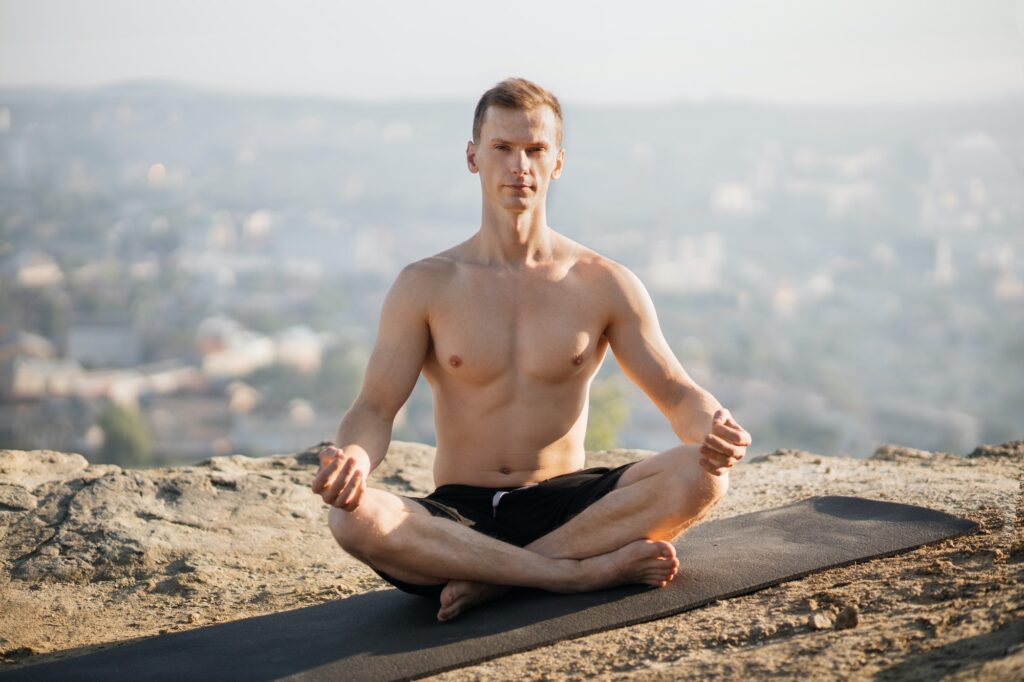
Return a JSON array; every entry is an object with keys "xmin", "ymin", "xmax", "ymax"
[
  {"xmin": 327, "ymin": 496, "xmax": 393, "ymax": 559},
  {"xmin": 664, "ymin": 449, "xmax": 729, "ymax": 518}
]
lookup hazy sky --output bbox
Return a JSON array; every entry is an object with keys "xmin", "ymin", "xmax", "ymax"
[{"xmin": 2, "ymin": 0, "xmax": 1022, "ymax": 105}]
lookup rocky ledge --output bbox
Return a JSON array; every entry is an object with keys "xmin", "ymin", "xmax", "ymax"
[{"xmin": 1, "ymin": 441, "xmax": 1021, "ymax": 680}]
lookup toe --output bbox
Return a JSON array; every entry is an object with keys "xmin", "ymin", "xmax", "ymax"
[{"xmin": 437, "ymin": 600, "xmax": 461, "ymax": 622}]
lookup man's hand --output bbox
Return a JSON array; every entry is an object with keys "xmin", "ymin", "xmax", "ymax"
[
  {"xmin": 699, "ymin": 408, "xmax": 751, "ymax": 476},
  {"xmin": 311, "ymin": 445, "xmax": 372, "ymax": 511}
]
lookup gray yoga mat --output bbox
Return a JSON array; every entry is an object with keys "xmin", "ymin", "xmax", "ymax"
[{"xmin": 1, "ymin": 495, "xmax": 978, "ymax": 682}]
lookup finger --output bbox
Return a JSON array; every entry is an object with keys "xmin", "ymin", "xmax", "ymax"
[
  {"xmin": 318, "ymin": 447, "xmax": 341, "ymax": 471},
  {"xmin": 324, "ymin": 458, "xmax": 356, "ymax": 505},
  {"xmin": 344, "ymin": 479, "xmax": 365, "ymax": 511},
  {"xmin": 711, "ymin": 420, "xmax": 742, "ymax": 441},
  {"xmin": 712, "ymin": 408, "xmax": 728, "ymax": 425},
  {"xmin": 339, "ymin": 481, "xmax": 365, "ymax": 512},
  {"xmin": 699, "ymin": 457, "xmax": 727, "ymax": 477},
  {"xmin": 331, "ymin": 458, "xmax": 360, "ymax": 501},
  {"xmin": 721, "ymin": 418, "xmax": 751, "ymax": 446},
  {"xmin": 706, "ymin": 431, "xmax": 746, "ymax": 459},
  {"xmin": 703, "ymin": 432, "xmax": 743, "ymax": 458},
  {"xmin": 722, "ymin": 415, "xmax": 751, "ymax": 444},
  {"xmin": 712, "ymin": 421, "xmax": 752, "ymax": 447},
  {"xmin": 311, "ymin": 457, "xmax": 340, "ymax": 493},
  {"xmin": 336, "ymin": 469, "xmax": 364, "ymax": 510},
  {"xmin": 312, "ymin": 453, "xmax": 345, "ymax": 492},
  {"xmin": 700, "ymin": 444, "xmax": 736, "ymax": 468}
]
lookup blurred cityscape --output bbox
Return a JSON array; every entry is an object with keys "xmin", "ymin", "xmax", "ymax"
[{"xmin": 0, "ymin": 83, "xmax": 1021, "ymax": 465}]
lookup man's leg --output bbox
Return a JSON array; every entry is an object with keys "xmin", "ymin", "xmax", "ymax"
[
  {"xmin": 529, "ymin": 442, "xmax": 728, "ymax": 558},
  {"xmin": 437, "ymin": 443, "xmax": 727, "ymax": 619},
  {"xmin": 327, "ymin": 485, "xmax": 679, "ymax": 610}
]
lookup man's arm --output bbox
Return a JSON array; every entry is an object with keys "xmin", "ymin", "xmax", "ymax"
[
  {"xmin": 312, "ymin": 261, "xmax": 433, "ymax": 508},
  {"xmin": 602, "ymin": 260, "xmax": 718, "ymax": 443},
  {"xmin": 600, "ymin": 260, "xmax": 750, "ymax": 471},
  {"xmin": 336, "ymin": 261, "xmax": 433, "ymax": 470}
]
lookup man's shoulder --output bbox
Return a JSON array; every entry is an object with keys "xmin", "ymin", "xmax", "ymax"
[
  {"xmin": 399, "ymin": 254, "xmax": 457, "ymax": 281},
  {"xmin": 573, "ymin": 248, "xmax": 640, "ymax": 295},
  {"xmin": 573, "ymin": 250, "xmax": 652, "ymax": 323},
  {"xmin": 388, "ymin": 255, "xmax": 456, "ymax": 314}
]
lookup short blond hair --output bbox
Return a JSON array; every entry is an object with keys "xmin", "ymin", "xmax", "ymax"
[{"xmin": 472, "ymin": 77, "xmax": 563, "ymax": 146}]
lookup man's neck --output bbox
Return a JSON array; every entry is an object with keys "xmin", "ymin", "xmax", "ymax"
[{"xmin": 473, "ymin": 203, "xmax": 558, "ymax": 268}]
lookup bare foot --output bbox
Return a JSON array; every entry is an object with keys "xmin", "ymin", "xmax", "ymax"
[
  {"xmin": 435, "ymin": 540, "xmax": 679, "ymax": 622},
  {"xmin": 437, "ymin": 580, "xmax": 510, "ymax": 622},
  {"xmin": 576, "ymin": 539, "xmax": 679, "ymax": 592}
]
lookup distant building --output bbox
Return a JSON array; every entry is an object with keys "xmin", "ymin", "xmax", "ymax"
[
  {"xmin": 929, "ymin": 237, "xmax": 956, "ymax": 285},
  {"xmin": 711, "ymin": 182, "xmax": 759, "ymax": 217},
  {"xmin": 994, "ymin": 271, "xmax": 1024, "ymax": 301},
  {"xmin": 230, "ymin": 402, "xmax": 338, "ymax": 456},
  {"xmin": 201, "ymin": 332, "xmax": 275, "ymax": 379},
  {"xmin": 274, "ymin": 325, "xmax": 323, "ymax": 374},
  {"xmin": 0, "ymin": 330, "xmax": 57, "ymax": 363},
  {"xmin": 2, "ymin": 250, "xmax": 64, "ymax": 288},
  {"xmin": 136, "ymin": 360, "xmax": 206, "ymax": 395},
  {"xmin": 647, "ymin": 233, "xmax": 724, "ymax": 294},
  {"xmin": 196, "ymin": 315, "xmax": 243, "ymax": 354},
  {"xmin": 196, "ymin": 315, "xmax": 276, "ymax": 378},
  {"xmin": 225, "ymin": 380, "xmax": 261, "ymax": 413},
  {"xmin": 2, "ymin": 353, "xmax": 202, "ymax": 405},
  {"xmin": 0, "ymin": 396, "xmax": 96, "ymax": 454},
  {"xmin": 4, "ymin": 357, "xmax": 83, "ymax": 400},
  {"xmin": 67, "ymin": 323, "xmax": 144, "ymax": 367},
  {"xmin": 145, "ymin": 393, "xmax": 233, "ymax": 461}
]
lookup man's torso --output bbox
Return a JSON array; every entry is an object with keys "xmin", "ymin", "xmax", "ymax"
[{"xmin": 416, "ymin": 236, "xmax": 616, "ymax": 487}]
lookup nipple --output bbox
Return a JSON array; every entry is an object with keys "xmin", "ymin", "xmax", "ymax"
[{"xmin": 449, "ymin": 355, "xmax": 462, "ymax": 368}]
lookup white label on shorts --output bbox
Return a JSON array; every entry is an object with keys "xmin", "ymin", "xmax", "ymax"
[{"xmin": 492, "ymin": 483, "xmax": 538, "ymax": 514}]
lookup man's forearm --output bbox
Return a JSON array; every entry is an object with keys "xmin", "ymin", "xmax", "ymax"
[
  {"xmin": 334, "ymin": 403, "xmax": 394, "ymax": 472},
  {"xmin": 668, "ymin": 386, "xmax": 722, "ymax": 445}
]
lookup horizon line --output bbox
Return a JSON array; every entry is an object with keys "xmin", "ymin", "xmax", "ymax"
[{"xmin": 2, "ymin": 78, "xmax": 1024, "ymax": 112}]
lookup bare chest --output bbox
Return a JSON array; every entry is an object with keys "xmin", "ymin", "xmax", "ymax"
[{"xmin": 425, "ymin": 269, "xmax": 609, "ymax": 385}]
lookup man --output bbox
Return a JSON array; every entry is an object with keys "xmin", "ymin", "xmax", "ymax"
[{"xmin": 311, "ymin": 77, "xmax": 751, "ymax": 622}]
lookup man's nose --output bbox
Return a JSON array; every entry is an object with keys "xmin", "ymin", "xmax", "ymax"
[{"xmin": 511, "ymin": 150, "xmax": 531, "ymax": 175}]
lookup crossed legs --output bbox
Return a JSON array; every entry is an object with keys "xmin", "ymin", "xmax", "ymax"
[{"xmin": 328, "ymin": 444, "xmax": 728, "ymax": 621}]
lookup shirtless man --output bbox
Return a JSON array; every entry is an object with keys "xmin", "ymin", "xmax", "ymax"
[{"xmin": 311, "ymin": 77, "xmax": 751, "ymax": 622}]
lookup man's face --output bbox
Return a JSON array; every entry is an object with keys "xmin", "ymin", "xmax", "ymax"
[{"xmin": 466, "ymin": 105, "xmax": 565, "ymax": 214}]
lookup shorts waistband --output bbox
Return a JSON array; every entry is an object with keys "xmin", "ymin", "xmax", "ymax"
[{"xmin": 433, "ymin": 481, "xmax": 539, "ymax": 495}]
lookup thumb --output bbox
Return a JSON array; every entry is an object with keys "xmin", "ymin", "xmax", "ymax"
[{"xmin": 713, "ymin": 408, "xmax": 728, "ymax": 425}]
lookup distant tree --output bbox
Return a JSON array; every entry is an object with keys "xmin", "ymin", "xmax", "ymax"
[
  {"xmin": 586, "ymin": 376, "xmax": 630, "ymax": 451},
  {"xmin": 98, "ymin": 405, "xmax": 153, "ymax": 468}
]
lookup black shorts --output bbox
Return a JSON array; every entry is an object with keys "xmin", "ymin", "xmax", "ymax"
[{"xmin": 370, "ymin": 462, "xmax": 639, "ymax": 599}]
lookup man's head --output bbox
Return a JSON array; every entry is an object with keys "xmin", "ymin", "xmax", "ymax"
[{"xmin": 467, "ymin": 78, "xmax": 565, "ymax": 214}]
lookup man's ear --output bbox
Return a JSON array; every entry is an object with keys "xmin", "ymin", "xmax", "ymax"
[
  {"xmin": 551, "ymin": 147, "xmax": 565, "ymax": 179},
  {"xmin": 466, "ymin": 140, "xmax": 479, "ymax": 173}
]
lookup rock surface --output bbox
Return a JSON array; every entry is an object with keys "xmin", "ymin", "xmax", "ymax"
[{"xmin": 0, "ymin": 441, "xmax": 1021, "ymax": 680}]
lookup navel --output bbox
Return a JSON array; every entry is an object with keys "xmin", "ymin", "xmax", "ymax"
[
  {"xmin": 499, "ymin": 466, "xmax": 511, "ymax": 475},
  {"xmin": 572, "ymin": 353, "xmax": 584, "ymax": 365},
  {"xmin": 448, "ymin": 354, "xmax": 462, "ymax": 368}
]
